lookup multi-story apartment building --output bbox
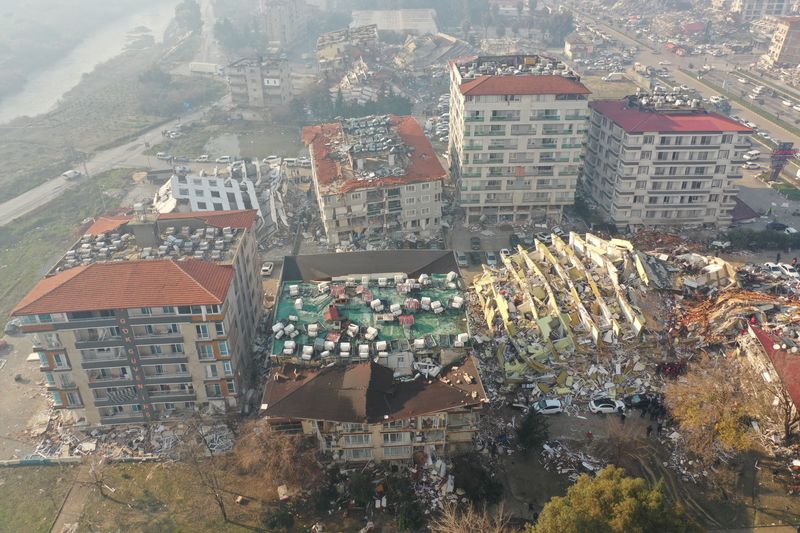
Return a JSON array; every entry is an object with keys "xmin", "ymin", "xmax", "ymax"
[
  {"xmin": 260, "ymin": 0, "xmax": 309, "ymax": 48},
  {"xmin": 228, "ymin": 57, "xmax": 292, "ymax": 109},
  {"xmin": 316, "ymin": 25, "xmax": 379, "ymax": 74},
  {"xmin": 261, "ymin": 357, "xmax": 486, "ymax": 461},
  {"xmin": 447, "ymin": 55, "xmax": 591, "ymax": 224},
  {"xmin": 154, "ymin": 173, "xmax": 262, "ymax": 218},
  {"xmin": 732, "ymin": 0, "xmax": 789, "ymax": 20},
  {"xmin": 764, "ymin": 16, "xmax": 800, "ymax": 67},
  {"xmin": 582, "ymin": 96, "xmax": 752, "ymax": 229},
  {"xmin": 12, "ymin": 210, "xmax": 262, "ymax": 425},
  {"xmin": 302, "ymin": 115, "xmax": 446, "ymax": 246}
]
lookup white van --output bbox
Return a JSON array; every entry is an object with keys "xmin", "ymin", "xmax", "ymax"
[
  {"xmin": 284, "ymin": 158, "xmax": 297, "ymax": 167},
  {"xmin": 743, "ymin": 150, "xmax": 761, "ymax": 161}
]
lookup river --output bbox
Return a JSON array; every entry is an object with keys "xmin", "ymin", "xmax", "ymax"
[{"xmin": 0, "ymin": 0, "xmax": 180, "ymax": 125}]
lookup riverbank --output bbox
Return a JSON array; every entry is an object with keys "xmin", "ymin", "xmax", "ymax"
[{"xmin": 0, "ymin": 31, "xmax": 225, "ymax": 204}]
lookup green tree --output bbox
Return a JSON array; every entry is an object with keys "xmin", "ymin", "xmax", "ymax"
[
  {"xmin": 452, "ymin": 454, "xmax": 503, "ymax": 505},
  {"xmin": 664, "ymin": 356, "xmax": 756, "ymax": 462},
  {"xmin": 348, "ymin": 472, "xmax": 373, "ymax": 507},
  {"xmin": 528, "ymin": 466, "xmax": 700, "ymax": 533},
  {"xmin": 517, "ymin": 410, "xmax": 549, "ymax": 455}
]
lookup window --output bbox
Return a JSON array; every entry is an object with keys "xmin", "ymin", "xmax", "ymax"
[
  {"xmin": 383, "ymin": 420, "xmax": 406, "ymax": 429},
  {"xmin": 198, "ymin": 344, "xmax": 214, "ymax": 360},
  {"xmin": 162, "ymin": 306, "xmax": 174, "ymax": 314},
  {"xmin": 170, "ymin": 343, "xmax": 184, "ymax": 354},
  {"xmin": 637, "ymin": 166, "xmax": 648, "ymax": 175},
  {"xmin": 722, "ymin": 134, "xmax": 733, "ymax": 144},
  {"xmin": 383, "ymin": 432, "xmax": 409, "ymax": 444},
  {"xmin": 132, "ymin": 404, "xmax": 142, "ymax": 412},
  {"xmin": 635, "ymin": 181, "xmax": 646, "ymax": 189},
  {"xmin": 195, "ymin": 324, "xmax": 209, "ymax": 339},
  {"xmin": 140, "ymin": 307, "xmax": 152, "ymax": 315},
  {"xmin": 218, "ymin": 341, "xmax": 229, "ymax": 356},
  {"xmin": 165, "ymin": 402, "xmax": 176, "ymax": 410},
  {"xmin": 223, "ymin": 361, "xmax": 233, "ymax": 376},
  {"xmin": 383, "ymin": 446, "xmax": 411, "ymax": 458},
  {"xmin": 150, "ymin": 345, "xmax": 163, "ymax": 355},
  {"xmin": 405, "ymin": 197, "xmax": 415, "ymax": 205},
  {"xmin": 214, "ymin": 322, "xmax": 225, "ymax": 336},
  {"xmin": 421, "ymin": 183, "xmax": 430, "ymax": 190},
  {"xmin": 226, "ymin": 379, "xmax": 236, "ymax": 394},
  {"xmin": 197, "ymin": 202, "xmax": 208, "ymax": 209},
  {"xmin": 211, "ymin": 190, "xmax": 221, "ymax": 198},
  {"xmin": 711, "ymin": 179, "xmax": 722, "ymax": 188},
  {"xmin": 343, "ymin": 448, "xmax": 372, "ymax": 460},
  {"xmin": 341, "ymin": 423, "xmax": 368, "ymax": 432},
  {"xmin": 206, "ymin": 365, "xmax": 218, "ymax": 378},
  {"xmin": 206, "ymin": 383, "xmax": 222, "ymax": 397},
  {"xmin": 350, "ymin": 192, "xmax": 361, "ymax": 200},
  {"xmin": 343, "ymin": 434, "xmax": 371, "ymax": 446},
  {"xmin": 53, "ymin": 353, "xmax": 69, "ymax": 369},
  {"xmin": 406, "ymin": 184, "xmax": 416, "ymax": 192}
]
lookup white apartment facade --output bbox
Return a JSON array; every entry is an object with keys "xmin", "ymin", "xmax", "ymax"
[
  {"xmin": 155, "ymin": 174, "xmax": 262, "ymax": 218},
  {"xmin": 582, "ymin": 99, "xmax": 753, "ymax": 229},
  {"xmin": 448, "ymin": 56, "xmax": 590, "ymax": 224},
  {"xmin": 261, "ymin": 0, "xmax": 309, "ymax": 48},
  {"xmin": 732, "ymin": 0, "xmax": 790, "ymax": 20},
  {"xmin": 764, "ymin": 16, "xmax": 800, "ymax": 67},
  {"xmin": 302, "ymin": 115, "xmax": 446, "ymax": 246},
  {"xmin": 228, "ymin": 57, "xmax": 292, "ymax": 109}
]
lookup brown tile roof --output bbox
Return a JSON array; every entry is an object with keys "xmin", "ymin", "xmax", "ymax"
[
  {"xmin": 589, "ymin": 100, "xmax": 752, "ymax": 134},
  {"xmin": 460, "ymin": 75, "xmax": 590, "ymax": 96},
  {"xmin": 12, "ymin": 259, "xmax": 233, "ymax": 316},
  {"xmin": 262, "ymin": 357, "xmax": 487, "ymax": 423},
  {"xmin": 84, "ymin": 210, "xmax": 259, "ymax": 236},
  {"xmin": 751, "ymin": 326, "xmax": 800, "ymax": 410}
]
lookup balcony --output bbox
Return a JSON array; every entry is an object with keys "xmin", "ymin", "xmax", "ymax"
[
  {"xmin": 87, "ymin": 374, "xmax": 135, "ymax": 388},
  {"xmin": 528, "ymin": 143, "xmax": 557, "ymax": 149},
  {"xmin": 490, "ymin": 116, "xmax": 519, "ymax": 122},
  {"xmin": 463, "ymin": 145, "xmax": 483, "ymax": 151},
  {"xmin": 148, "ymin": 391, "xmax": 197, "ymax": 403},
  {"xmin": 460, "ymin": 171, "xmax": 482, "ymax": 178},
  {"xmin": 100, "ymin": 413, "xmax": 146, "ymax": 425},
  {"xmin": 31, "ymin": 335, "xmax": 63, "ymax": 350},
  {"xmin": 530, "ymin": 115, "xmax": 560, "ymax": 121},
  {"xmin": 143, "ymin": 372, "xmax": 192, "ymax": 384},
  {"xmin": 473, "ymin": 130, "xmax": 506, "ymax": 137},
  {"xmin": 464, "ymin": 116, "xmax": 484, "ymax": 122},
  {"xmin": 564, "ymin": 114, "xmax": 590, "ymax": 121}
]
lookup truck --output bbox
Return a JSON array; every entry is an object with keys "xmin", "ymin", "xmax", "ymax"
[
  {"xmin": 602, "ymin": 72, "xmax": 626, "ymax": 82},
  {"xmin": 189, "ymin": 62, "xmax": 223, "ymax": 77}
]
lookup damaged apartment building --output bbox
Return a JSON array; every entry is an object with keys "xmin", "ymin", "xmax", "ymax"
[
  {"xmin": 260, "ymin": 250, "xmax": 486, "ymax": 462},
  {"xmin": 316, "ymin": 24, "xmax": 379, "ymax": 75},
  {"xmin": 447, "ymin": 55, "xmax": 590, "ymax": 224},
  {"xmin": 13, "ymin": 210, "xmax": 262, "ymax": 425},
  {"xmin": 302, "ymin": 115, "xmax": 446, "ymax": 247},
  {"xmin": 228, "ymin": 56, "xmax": 292, "ymax": 110},
  {"xmin": 470, "ymin": 232, "xmax": 737, "ymax": 405},
  {"xmin": 582, "ymin": 93, "xmax": 753, "ymax": 229}
]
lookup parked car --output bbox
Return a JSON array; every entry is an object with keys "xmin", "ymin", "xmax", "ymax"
[
  {"xmin": 216, "ymin": 155, "xmax": 232, "ymax": 163},
  {"xmin": 589, "ymin": 398, "xmax": 625, "ymax": 414},
  {"xmin": 500, "ymin": 248, "xmax": 511, "ymax": 257},
  {"xmin": 778, "ymin": 263, "xmax": 800, "ymax": 278},
  {"xmin": 794, "ymin": 105, "xmax": 800, "ymax": 112},
  {"xmin": 783, "ymin": 100, "xmax": 794, "ymax": 107},
  {"xmin": 456, "ymin": 251, "xmax": 469, "ymax": 268},
  {"xmin": 196, "ymin": 154, "xmax": 210, "ymax": 162},
  {"xmin": 624, "ymin": 393, "xmax": 655, "ymax": 410},
  {"xmin": 737, "ymin": 77, "xmax": 748, "ymax": 84},
  {"xmin": 486, "ymin": 251, "xmax": 498, "ymax": 267},
  {"xmin": 767, "ymin": 221, "xmax": 789, "ymax": 231},
  {"xmin": 61, "ymin": 170, "xmax": 82, "ymax": 180},
  {"xmin": 174, "ymin": 166, "xmax": 191, "ymax": 175},
  {"xmin": 468, "ymin": 251, "xmax": 482, "ymax": 265},
  {"xmin": 261, "ymin": 262, "xmax": 274, "ymax": 277},
  {"xmin": 532, "ymin": 398, "xmax": 564, "ymax": 415},
  {"xmin": 156, "ymin": 152, "xmax": 172, "ymax": 160},
  {"xmin": 764, "ymin": 262, "xmax": 783, "ymax": 277},
  {"xmin": 535, "ymin": 232, "xmax": 552, "ymax": 245},
  {"xmin": 742, "ymin": 162, "xmax": 760, "ymax": 170},
  {"xmin": 470, "ymin": 236, "xmax": 481, "ymax": 250}
]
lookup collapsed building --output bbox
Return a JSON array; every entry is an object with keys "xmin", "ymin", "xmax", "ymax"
[{"xmin": 469, "ymin": 232, "xmax": 737, "ymax": 406}]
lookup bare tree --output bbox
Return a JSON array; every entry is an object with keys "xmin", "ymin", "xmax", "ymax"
[
  {"xmin": 181, "ymin": 416, "xmax": 230, "ymax": 523},
  {"xmin": 233, "ymin": 419, "xmax": 321, "ymax": 495},
  {"xmin": 431, "ymin": 503, "xmax": 510, "ymax": 533}
]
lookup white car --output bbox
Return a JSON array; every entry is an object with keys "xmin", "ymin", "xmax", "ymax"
[
  {"xmin": 764, "ymin": 262, "xmax": 783, "ymax": 278},
  {"xmin": 659, "ymin": 60, "xmax": 671, "ymax": 65},
  {"xmin": 61, "ymin": 170, "xmax": 82, "ymax": 180},
  {"xmin": 215, "ymin": 155, "xmax": 232, "ymax": 164},
  {"xmin": 263, "ymin": 155, "xmax": 280, "ymax": 165},
  {"xmin": 737, "ymin": 77, "xmax": 748, "ymax": 84},
  {"xmin": 532, "ymin": 398, "xmax": 564, "ymax": 415},
  {"xmin": 742, "ymin": 162, "xmax": 760, "ymax": 170},
  {"xmin": 500, "ymin": 248, "xmax": 511, "ymax": 257},
  {"xmin": 261, "ymin": 262, "xmax": 274, "ymax": 277},
  {"xmin": 794, "ymin": 105, "xmax": 800, "ymax": 112},
  {"xmin": 589, "ymin": 398, "xmax": 625, "ymax": 414},
  {"xmin": 486, "ymin": 251, "xmax": 498, "ymax": 267},
  {"xmin": 784, "ymin": 100, "xmax": 794, "ymax": 107},
  {"xmin": 778, "ymin": 263, "xmax": 800, "ymax": 278}
]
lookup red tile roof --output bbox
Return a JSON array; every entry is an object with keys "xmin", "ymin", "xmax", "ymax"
[
  {"xmin": 12, "ymin": 259, "xmax": 233, "ymax": 315},
  {"xmin": 750, "ymin": 326, "xmax": 800, "ymax": 410},
  {"xmin": 589, "ymin": 100, "xmax": 752, "ymax": 134},
  {"xmin": 302, "ymin": 115, "xmax": 446, "ymax": 195},
  {"xmin": 84, "ymin": 210, "xmax": 258, "ymax": 236},
  {"xmin": 459, "ymin": 75, "xmax": 590, "ymax": 96}
]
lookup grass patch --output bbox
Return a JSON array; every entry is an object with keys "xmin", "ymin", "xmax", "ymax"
[
  {"xmin": 144, "ymin": 125, "xmax": 221, "ymax": 158},
  {"xmin": 0, "ymin": 465, "xmax": 78, "ymax": 533},
  {"xmin": 0, "ymin": 168, "xmax": 136, "ymax": 323},
  {"xmin": 771, "ymin": 180, "xmax": 800, "ymax": 201}
]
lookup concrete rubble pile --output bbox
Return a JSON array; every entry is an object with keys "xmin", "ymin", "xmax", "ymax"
[
  {"xmin": 467, "ymin": 231, "xmax": 682, "ymax": 405},
  {"xmin": 26, "ymin": 410, "xmax": 234, "ymax": 461},
  {"xmin": 541, "ymin": 440, "xmax": 605, "ymax": 482}
]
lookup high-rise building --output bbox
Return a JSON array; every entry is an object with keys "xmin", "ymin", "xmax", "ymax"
[
  {"xmin": 732, "ymin": 0, "xmax": 789, "ymax": 20},
  {"xmin": 764, "ymin": 16, "xmax": 800, "ymax": 67},
  {"xmin": 260, "ymin": 0, "xmax": 309, "ymax": 48},
  {"xmin": 447, "ymin": 55, "xmax": 590, "ymax": 224},
  {"xmin": 12, "ymin": 211, "xmax": 262, "ymax": 425},
  {"xmin": 582, "ymin": 96, "xmax": 752, "ymax": 229},
  {"xmin": 302, "ymin": 115, "xmax": 446, "ymax": 246},
  {"xmin": 227, "ymin": 57, "xmax": 292, "ymax": 109}
]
